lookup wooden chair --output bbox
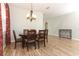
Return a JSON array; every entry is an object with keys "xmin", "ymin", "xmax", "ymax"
[
  {"xmin": 45, "ymin": 29, "xmax": 48, "ymax": 42},
  {"xmin": 23, "ymin": 29, "xmax": 29, "ymax": 35},
  {"xmin": 13, "ymin": 30, "xmax": 22, "ymax": 49},
  {"xmin": 25, "ymin": 30, "xmax": 37, "ymax": 51},
  {"xmin": 36, "ymin": 30, "xmax": 46, "ymax": 48}
]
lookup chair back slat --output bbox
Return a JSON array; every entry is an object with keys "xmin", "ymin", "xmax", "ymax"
[
  {"xmin": 38, "ymin": 30, "xmax": 45, "ymax": 39},
  {"xmin": 23, "ymin": 29, "xmax": 29, "ymax": 35},
  {"xmin": 27, "ymin": 30, "xmax": 36, "ymax": 41}
]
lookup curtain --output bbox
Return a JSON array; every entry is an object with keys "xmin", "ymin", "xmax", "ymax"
[
  {"xmin": 5, "ymin": 3, "xmax": 11, "ymax": 46},
  {"xmin": 0, "ymin": 4, "xmax": 3, "ymax": 56}
]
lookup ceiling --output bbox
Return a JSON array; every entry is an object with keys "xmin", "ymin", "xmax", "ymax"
[{"xmin": 9, "ymin": 3, "xmax": 79, "ymax": 17}]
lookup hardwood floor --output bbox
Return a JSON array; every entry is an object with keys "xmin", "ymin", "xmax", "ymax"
[{"xmin": 4, "ymin": 36, "xmax": 79, "ymax": 56}]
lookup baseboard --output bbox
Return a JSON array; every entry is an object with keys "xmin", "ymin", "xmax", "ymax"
[
  {"xmin": 49, "ymin": 34, "xmax": 58, "ymax": 37},
  {"xmin": 11, "ymin": 40, "xmax": 15, "ymax": 43},
  {"xmin": 11, "ymin": 35, "xmax": 79, "ymax": 43},
  {"xmin": 49, "ymin": 35, "xmax": 79, "ymax": 41},
  {"xmin": 72, "ymin": 38, "xmax": 79, "ymax": 41}
]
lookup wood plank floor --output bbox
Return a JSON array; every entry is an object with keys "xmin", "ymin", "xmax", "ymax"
[{"xmin": 4, "ymin": 36, "xmax": 79, "ymax": 56}]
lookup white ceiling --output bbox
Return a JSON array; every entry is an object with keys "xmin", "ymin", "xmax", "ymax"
[{"xmin": 9, "ymin": 3, "xmax": 79, "ymax": 17}]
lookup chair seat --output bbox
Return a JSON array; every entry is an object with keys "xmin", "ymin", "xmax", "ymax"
[
  {"xmin": 37, "ymin": 39, "xmax": 44, "ymax": 41},
  {"xmin": 25, "ymin": 39, "xmax": 35, "ymax": 43},
  {"xmin": 16, "ymin": 38, "xmax": 22, "ymax": 42}
]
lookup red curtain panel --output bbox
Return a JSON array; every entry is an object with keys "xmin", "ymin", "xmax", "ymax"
[
  {"xmin": 0, "ymin": 4, "xmax": 3, "ymax": 56},
  {"xmin": 5, "ymin": 3, "xmax": 11, "ymax": 46}
]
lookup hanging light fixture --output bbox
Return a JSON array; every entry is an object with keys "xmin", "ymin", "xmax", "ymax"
[{"xmin": 26, "ymin": 3, "xmax": 36, "ymax": 21}]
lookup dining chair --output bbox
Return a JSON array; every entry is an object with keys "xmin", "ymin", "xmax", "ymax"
[
  {"xmin": 25, "ymin": 30, "xmax": 37, "ymax": 51},
  {"xmin": 45, "ymin": 29, "xmax": 48, "ymax": 42},
  {"xmin": 13, "ymin": 30, "xmax": 22, "ymax": 49},
  {"xmin": 36, "ymin": 30, "xmax": 46, "ymax": 48},
  {"xmin": 23, "ymin": 29, "xmax": 29, "ymax": 35}
]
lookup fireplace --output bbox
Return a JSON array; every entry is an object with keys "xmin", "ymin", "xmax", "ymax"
[{"xmin": 59, "ymin": 29, "xmax": 72, "ymax": 39}]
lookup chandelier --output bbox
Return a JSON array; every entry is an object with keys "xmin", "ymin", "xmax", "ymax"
[{"xmin": 26, "ymin": 3, "xmax": 36, "ymax": 21}]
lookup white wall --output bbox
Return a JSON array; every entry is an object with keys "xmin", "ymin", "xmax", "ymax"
[
  {"xmin": 44, "ymin": 12, "xmax": 79, "ymax": 40},
  {"xmin": 9, "ymin": 5, "xmax": 44, "ymax": 42}
]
